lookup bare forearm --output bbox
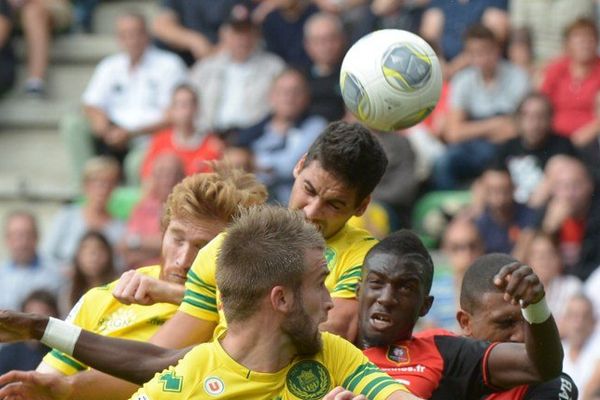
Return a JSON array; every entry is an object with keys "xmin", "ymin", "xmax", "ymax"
[
  {"xmin": 68, "ymin": 370, "xmax": 139, "ymax": 400},
  {"xmin": 524, "ymin": 316, "xmax": 563, "ymax": 380},
  {"xmin": 446, "ymin": 117, "xmax": 514, "ymax": 143},
  {"xmin": 83, "ymin": 106, "xmax": 111, "ymax": 136},
  {"xmin": 71, "ymin": 330, "xmax": 188, "ymax": 384},
  {"xmin": 153, "ymin": 16, "xmax": 207, "ymax": 51}
]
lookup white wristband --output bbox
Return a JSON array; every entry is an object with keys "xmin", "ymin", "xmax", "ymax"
[
  {"xmin": 521, "ymin": 297, "xmax": 551, "ymax": 324},
  {"xmin": 40, "ymin": 317, "xmax": 82, "ymax": 356}
]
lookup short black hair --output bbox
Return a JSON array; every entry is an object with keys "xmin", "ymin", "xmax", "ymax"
[
  {"xmin": 464, "ymin": 23, "xmax": 498, "ymax": 44},
  {"xmin": 21, "ymin": 289, "xmax": 59, "ymax": 316},
  {"xmin": 303, "ymin": 121, "xmax": 388, "ymax": 203},
  {"xmin": 516, "ymin": 91, "xmax": 554, "ymax": 118},
  {"xmin": 460, "ymin": 253, "xmax": 516, "ymax": 313},
  {"xmin": 364, "ymin": 229, "xmax": 434, "ymax": 294}
]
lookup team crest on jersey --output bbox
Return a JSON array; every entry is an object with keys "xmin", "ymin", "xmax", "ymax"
[
  {"xmin": 204, "ymin": 376, "xmax": 225, "ymax": 396},
  {"xmin": 325, "ymin": 248, "xmax": 336, "ymax": 269},
  {"xmin": 387, "ymin": 345, "xmax": 410, "ymax": 364},
  {"xmin": 286, "ymin": 360, "xmax": 331, "ymax": 400}
]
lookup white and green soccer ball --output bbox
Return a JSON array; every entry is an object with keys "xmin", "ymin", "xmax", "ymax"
[{"xmin": 340, "ymin": 29, "xmax": 443, "ymax": 132}]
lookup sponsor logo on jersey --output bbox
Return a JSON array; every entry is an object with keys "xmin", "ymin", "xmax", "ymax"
[
  {"xmin": 286, "ymin": 360, "xmax": 331, "ymax": 400},
  {"xmin": 159, "ymin": 371, "xmax": 183, "ymax": 393},
  {"xmin": 387, "ymin": 345, "xmax": 410, "ymax": 364},
  {"xmin": 135, "ymin": 395, "xmax": 149, "ymax": 400},
  {"xmin": 204, "ymin": 376, "xmax": 225, "ymax": 396}
]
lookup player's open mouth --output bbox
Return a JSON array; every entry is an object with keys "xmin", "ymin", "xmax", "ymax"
[{"xmin": 370, "ymin": 313, "xmax": 393, "ymax": 330}]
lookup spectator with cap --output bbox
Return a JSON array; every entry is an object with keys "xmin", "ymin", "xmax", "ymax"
[
  {"xmin": 188, "ymin": 2, "xmax": 284, "ymax": 135},
  {"xmin": 303, "ymin": 12, "xmax": 346, "ymax": 122},
  {"xmin": 0, "ymin": 211, "xmax": 63, "ymax": 311},
  {"xmin": 234, "ymin": 68, "xmax": 327, "ymax": 204},
  {"xmin": 152, "ymin": 0, "xmax": 239, "ymax": 66},
  {"xmin": 60, "ymin": 11, "xmax": 186, "ymax": 186}
]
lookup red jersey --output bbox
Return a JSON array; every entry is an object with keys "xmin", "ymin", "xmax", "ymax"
[{"xmin": 363, "ymin": 328, "xmax": 577, "ymax": 400}]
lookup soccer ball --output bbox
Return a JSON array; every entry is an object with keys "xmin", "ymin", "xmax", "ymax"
[{"xmin": 340, "ymin": 29, "xmax": 443, "ymax": 132}]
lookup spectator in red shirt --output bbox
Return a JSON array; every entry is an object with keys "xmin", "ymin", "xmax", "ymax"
[
  {"xmin": 121, "ymin": 153, "xmax": 185, "ymax": 270},
  {"xmin": 540, "ymin": 18, "xmax": 600, "ymax": 140},
  {"xmin": 140, "ymin": 84, "xmax": 224, "ymax": 180}
]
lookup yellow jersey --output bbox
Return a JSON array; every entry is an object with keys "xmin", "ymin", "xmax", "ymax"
[
  {"xmin": 130, "ymin": 332, "xmax": 407, "ymax": 400},
  {"xmin": 43, "ymin": 266, "xmax": 178, "ymax": 375},
  {"xmin": 180, "ymin": 224, "xmax": 377, "ymax": 325}
]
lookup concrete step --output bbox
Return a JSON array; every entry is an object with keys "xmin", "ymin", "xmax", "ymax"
[
  {"xmin": 93, "ymin": 0, "xmax": 160, "ymax": 36},
  {"xmin": 0, "ymin": 97, "xmax": 80, "ymax": 129},
  {"xmin": 0, "ymin": 129, "xmax": 75, "ymax": 201},
  {"xmin": 14, "ymin": 35, "xmax": 118, "ymax": 65}
]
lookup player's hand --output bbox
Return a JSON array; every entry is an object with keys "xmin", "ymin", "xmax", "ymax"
[
  {"xmin": 0, "ymin": 371, "xmax": 72, "ymax": 400},
  {"xmin": 0, "ymin": 310, "xmax": 43, "ymax": 343},
  {"xmin": 493, "ymin": 262, "xmax": 545, "ymax": 308},
  {"xmin": 113, "ymin": 270, "xmax": 184, "ymax": 306},
  {"xmin": 104, "ymin": 127, "xmax": 129, "ymax": 149},
  {"xmin": 322, "ymin": 387, "xmax": 366, "ymax": 400}
]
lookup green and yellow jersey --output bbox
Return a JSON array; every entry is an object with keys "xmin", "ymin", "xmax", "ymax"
[
  {"xmin": 130, "ymin": 332, "xmax": 408, "ymax": 400},
  {"xmin": 43, "ymin": 265, "xmax": 178, "ymax": 375},
  {"xmin": 179, "ymin": 224, "xmax": 377, "ymax": 327}
]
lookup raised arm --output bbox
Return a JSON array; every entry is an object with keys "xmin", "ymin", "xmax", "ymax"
[
  {"xmin": 486, "ymin": 263, "xmax": 563, "ymax": 388},
  {"xmin": 0, "ymin": 311, "xmax": 189, "ymax": 385}
]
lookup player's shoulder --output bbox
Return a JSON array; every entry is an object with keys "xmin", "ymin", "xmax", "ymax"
[
  {"xmin": 414, "ymin": 328, "xmax": 456, "ymax": 340},
  {"xmin": 330, "ymin": 224, "xmax": 378, "ymax": 250}
]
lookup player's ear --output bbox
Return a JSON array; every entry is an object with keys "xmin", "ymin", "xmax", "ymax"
[
  {"xmin": 270, "ymin": 285, "xmax": 294, "ymax": 313},
  {"xmin": 293, "ymin": 154, "xmax": 307, "ymax": 178},
  {"xmin": 419, "ymin": 295, "xmax": 434, "ymax": 317},
  {"xmin": 354, "ymin": 195, "xmax": 371, "ymax": 217},
  {"xmin": 456, "ymin": 309, "xmax": 472, "ymax": 336}
]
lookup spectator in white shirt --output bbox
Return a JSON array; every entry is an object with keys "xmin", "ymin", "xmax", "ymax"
[
  {"xmin": 188, "ymin": 3, "xmax": 285, "ymax": 135},
  {"xmin": 60, "ymin": 11, "xmax": 187, "ymax": 186}
]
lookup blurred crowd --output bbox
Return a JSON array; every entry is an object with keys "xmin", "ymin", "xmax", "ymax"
[{"xmin": 2, "ymin": 0, "xmax": 600, "ymax": 396}]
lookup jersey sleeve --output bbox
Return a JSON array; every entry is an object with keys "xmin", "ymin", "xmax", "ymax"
[
  {"xmin": 179, "ymin": 234, "xmax": 223, "ymax": 322},
  {"xmin": 325, "ymin": 334, "xmax": 409, "ymax": 399},
  {"xmin": 129, "ymin": 346, "xmax": 202, "ymax": 400},
  {"xmin": 331, "ymin": 238, "xmax": 376, "ymax": 299},
  {"xmin": 523, "ymin": 373, "xmax": 578, "ymax": 400},
  {"xmin": 434, "ymin": 335, "xmax": 499, "ymax": 398},
  {"xmin": 41, "ymin": 294, "xmax": 91, "ymax": 375}
]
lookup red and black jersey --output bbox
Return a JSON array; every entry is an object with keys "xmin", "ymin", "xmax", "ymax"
[
  {"xmin": 363, "ymin": 329, "xmax": 576, "ymax": 400},
  {"xmin": 363, "ymin": 329, "xmax": 498, "ymax": 399},
  {"xmin": 485, "ymin": 373, "xmax": 578, "ymax": 400}
]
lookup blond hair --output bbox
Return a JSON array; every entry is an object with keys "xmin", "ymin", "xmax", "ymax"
[
  {"xmin": 162, "ymin": 163, "xmax": 268, "ymax": 230},
  {"xmin": 216, "ymin": 205, "xmax": 325, "ymax": 323}
]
